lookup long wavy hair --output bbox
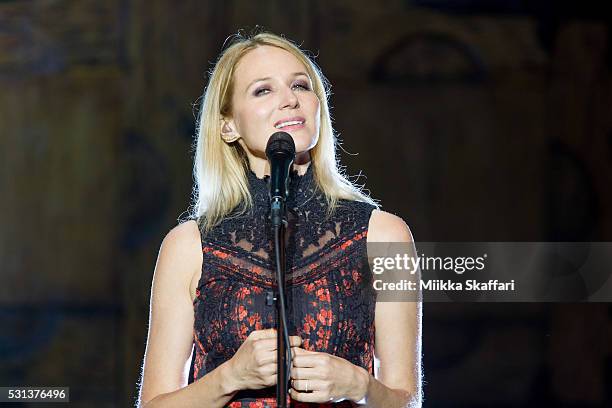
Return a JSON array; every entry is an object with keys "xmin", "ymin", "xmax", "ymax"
[{"xmin": 190, "ymin": 31, "xmax": 379, "ymax": 234}]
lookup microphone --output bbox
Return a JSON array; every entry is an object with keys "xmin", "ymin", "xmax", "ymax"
[
  {"xmin": 265, "ymin": 132, "xmax": 296, "ymax": 228},
  {"xmin": 265, "ymin": 132, "xmax": 295, "ymax": 407}
]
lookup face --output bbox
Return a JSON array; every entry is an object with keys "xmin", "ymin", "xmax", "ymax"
[{"xmin": 223, "ymin": 45, "xmax": 321, "ymax": 165}]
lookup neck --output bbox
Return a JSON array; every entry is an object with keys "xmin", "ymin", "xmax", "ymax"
[
  {"xmin": 246, "ymin": 150, "xmax": 312, "ymax": 179},
  {"xmin": 244, "ymin": 158, "xmax": 319, "ymax": 214}
]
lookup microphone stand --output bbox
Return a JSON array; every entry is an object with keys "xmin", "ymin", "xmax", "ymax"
[{"xmin": 271, "ymin": 197, "xmax": 291, "ymax": 408}]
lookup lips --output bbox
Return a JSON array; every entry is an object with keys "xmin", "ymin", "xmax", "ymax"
[{"xmin": 274, "ymin": 116, "xmax": 305, "ymax": 128}]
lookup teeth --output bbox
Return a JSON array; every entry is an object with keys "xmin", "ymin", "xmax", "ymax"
[{"xmin": 275, "ymin": 120, "xmax": 303, "ymax": 129}]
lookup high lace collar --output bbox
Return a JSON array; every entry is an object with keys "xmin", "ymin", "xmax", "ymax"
[{"xmin": 245, "ymin": 163, "xmax": 321, "ymax": 214}]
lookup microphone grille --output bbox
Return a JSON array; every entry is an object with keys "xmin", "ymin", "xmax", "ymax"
[{"xmin": 265, "ymin": 131, "xmax": 296, "ymax": 158}]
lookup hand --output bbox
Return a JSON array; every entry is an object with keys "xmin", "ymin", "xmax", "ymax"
[
  {"xmin": 226, "ymin": 329, "xmax": 303, "ymax": 391},
  {"xmin": 289, "ymin": 347, "xmax": 369, "ymax": 403}
]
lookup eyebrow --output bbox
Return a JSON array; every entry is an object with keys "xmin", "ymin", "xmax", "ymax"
[{"xmin": 245, "ymin": 72, "xmax": 310, "ymax": 93}]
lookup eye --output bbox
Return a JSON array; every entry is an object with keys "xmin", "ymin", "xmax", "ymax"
[
  {"xmin": 254, "ymin": 87, "xmax": 270, "ymax": 96},
  {"xmin": 293, "ymin": 81, "xmax": 311, "ymax": 91}
]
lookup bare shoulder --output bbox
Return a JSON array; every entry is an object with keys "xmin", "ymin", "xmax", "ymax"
[
  {"xmin": 155, "ymin": 220, "xmax": 203, "ymax": 292},
  {"xmin": 367, "ymin": 209, "xmax": 414, "ymax": 243},
  {"xmin": 161, "ymin": 219, "xmax": 202, "ymax": 250}
]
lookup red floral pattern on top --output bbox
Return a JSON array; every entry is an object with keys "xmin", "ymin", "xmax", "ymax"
[{"xmin": 189, "ymin": 165, "xmax": 377, "ymax": 407}]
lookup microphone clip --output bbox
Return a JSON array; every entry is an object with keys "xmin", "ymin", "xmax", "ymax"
[{"xmin": 269, "ymin": 196, "xmax": 289, "ymax": 229}]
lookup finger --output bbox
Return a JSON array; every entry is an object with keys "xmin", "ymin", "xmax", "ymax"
[
  {"xmin": 255, "ymin": 335, "xmax": 302, "ymax": 352},
  {"xmin": 290, "ymin": 389, "xmax": 332, "ymax": 403},
  {"xmin": 292, "ymin": 353, "xmax": 320, "ymax": 368},
  {"xmin": 289, "ymin": 346, "xmax": 301, "ymax": 361},
  {"xmin": 250, "ymin": 328, "xmax": 277, "ymax": 340},
  {"xmin": 290, "ymin": 347, "xmax": 302, "ymax": 362},
  {"xmin": 291, "ymin": 346, "xmax": 314, "ymax": 356},
  {"xmin": 290, "ymin": 336, "xmax": 303, "ymax": 346},
  {"xmin": 254, "ymin": 337, "xmax": 279, "ymax": 351},
  {"xmin": 291, "ymin": 378, "xmax": 324, "ymax": 392},
  {"xmin": 259, "ymin": 335, "xmax": 301, "ymax": 346},
  {"xmin": 290, "ymin": 366, "xmax": 322, "ymax": 380}
]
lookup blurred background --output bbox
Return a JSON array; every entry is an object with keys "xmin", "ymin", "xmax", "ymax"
[{"xmin": 1, "ymin": 0, "xmax": 612, "ymax": 406}]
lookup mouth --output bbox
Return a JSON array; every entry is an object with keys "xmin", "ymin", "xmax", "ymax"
[{"xmin": 274, "ymin": 117, "xmax": 305, "ymax": 131}]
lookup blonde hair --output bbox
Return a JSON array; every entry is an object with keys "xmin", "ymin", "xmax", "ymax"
[{"xmin": 191, "ymin": 31, "xmax": 379, "ymax": 234}]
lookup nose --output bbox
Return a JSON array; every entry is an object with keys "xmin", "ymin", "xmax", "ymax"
[{"xmin": 280, "ymin": 85, "xmax": 299, "ymax": 109}]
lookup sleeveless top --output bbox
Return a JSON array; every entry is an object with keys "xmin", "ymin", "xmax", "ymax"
[{"xmin": 190, "ymin": 163, "xmax": 377, "ymax": 407}]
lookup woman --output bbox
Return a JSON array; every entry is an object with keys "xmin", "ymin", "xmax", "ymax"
[{"xmin": 138, "ymin": 32, "xmax": 422, "ymax": 407}]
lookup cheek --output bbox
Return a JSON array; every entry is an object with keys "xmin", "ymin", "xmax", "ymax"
[
  {"xmin": 253, "ymin": 105, "xmax": 271, "ymax": 122},
  {"xmin": 246, "ymin": 105, "xmax": 273, "ymax": 135},
  {"xmin": 307, "ymin": 96, "xmax": 321, "ymax": 122},
  {"xmin": 309, "ymin": 98, "xmax": 321, "ymax": 128},
  {"xmin": 235, "ymin": 106, "xmax": 274, "ymax": 152},
  {"xmin": 237, "ymin": 105, "xmax": 269, "ymax": 134}
]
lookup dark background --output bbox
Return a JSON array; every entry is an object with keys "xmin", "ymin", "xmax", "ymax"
[{"xmin": 1, "ymin": 0, "xmax": 611, "ymax": 406}]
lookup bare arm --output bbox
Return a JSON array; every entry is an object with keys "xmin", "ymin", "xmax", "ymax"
[
  {"xmin": 359, "ymin": 210, "xmax": 422, "ymax": 407},
  {"xmin": 137, "ymin": 221, "xmax": 240, "ymax": 408}
]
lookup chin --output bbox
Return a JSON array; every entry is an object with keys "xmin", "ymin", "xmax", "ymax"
[{"xmin": 291, "ymin": 132, "xmax": 318, "ymax": 152}]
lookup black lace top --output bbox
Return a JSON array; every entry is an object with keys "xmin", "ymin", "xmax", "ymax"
[{"xmin": 190, "ymin": 164, "xmax": 377, "ymax": 407}]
